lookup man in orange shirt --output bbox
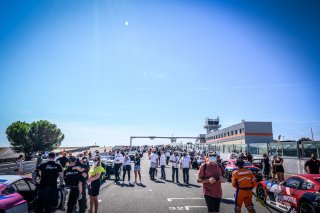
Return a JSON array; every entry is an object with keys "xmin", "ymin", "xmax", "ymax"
[{"xmin": 232, "ymin": 158, "xmax": 257, "ymax": 213}]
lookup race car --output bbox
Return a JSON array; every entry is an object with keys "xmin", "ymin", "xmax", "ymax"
[
  {"xmin": 256, "ymin": 174, "xmax": 320, "ymax": 213},
  {"xmin": 222, "ymin": 159, "xmax": 263, "ymax": 182},
  {"xmin": 0, "ymin": 175, "xmax": 37, "ymax": 212},
  {"xmin": 0, "ymin": 175, "xmax": 65, "ymax": 213}
]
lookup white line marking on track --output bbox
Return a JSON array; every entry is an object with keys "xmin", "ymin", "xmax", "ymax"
[
  {"xmin": 185, "ymin": 206, "xmax": 207, "ymax": 211},
  {"xmin": 167, "ymin": 198, "xmax": 205, "ymax": 202}
]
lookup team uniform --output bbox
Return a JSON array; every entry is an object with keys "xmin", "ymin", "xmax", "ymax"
[
  {"xmin": 64, "ymin": 166, "xmax": 84, "ymax": 213},
  {"xmin": 35, "ymin": 161, "xmax": 63, "ymax": 213},
  {"xmin": 232, "ymin": 168, "xmax": 257, "ymax": 213}
]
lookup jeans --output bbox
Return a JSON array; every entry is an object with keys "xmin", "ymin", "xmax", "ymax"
[
  {"xmin": 172, "ymin": 167, "xmax": 179, "ymax": 183},
  {"xmin": 182, "ymin": 168, "xmax": 189, "ymax": 184},
  {"xmin": 161, "ymin": 165, "xmax": 166, "ymax": 179},
  {"xmin": 166, "ymin": 156, "xmax": 170, "ymax": 165},
  {"xmin": 123, "ymin": 165, "xmax": 131, "ymax": 182},
  {"xmin": 114, "ymin": 163, "xmax": 122, "ymax": 181}
]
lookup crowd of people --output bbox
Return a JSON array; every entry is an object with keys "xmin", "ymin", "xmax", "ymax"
[{"xmin": 10, "ymin": 145, "xmax": 320, "ymax": 213}]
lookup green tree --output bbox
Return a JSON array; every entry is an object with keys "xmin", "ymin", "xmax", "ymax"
[
  {"xmin": 6, "ymin": 121, "xmax": 32, "ymax": 160},
  {"xmin": 29, "ymin": 120, "xmax": 64, "ymax": 152},
  {"xmin": 6, "ymin": 120, "xmax": 64, "ymax": 160},
  {"xmin": 297, "ymin": 137, "xmax": 312, "ymax": 143}
]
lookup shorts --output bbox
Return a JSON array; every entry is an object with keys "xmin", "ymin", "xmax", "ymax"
[
  {"xmin": 88, "ymin": 180, "xmax": 100, "ymax": 197},
  {"xmin": 204, "ymin": 195, "xmax": 221, "ymax": 212},
  {"xmin": 275, "ymin": 166, "xmax": 284, "ymax": 173},
  {"xmin": 134, "ymin": 166, "xmax": 141, "ymax": 171}
]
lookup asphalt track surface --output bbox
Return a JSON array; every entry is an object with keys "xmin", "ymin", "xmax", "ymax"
[{"xmin": 75, "ymin": 153, "xmax": 278, "ymax": 213}]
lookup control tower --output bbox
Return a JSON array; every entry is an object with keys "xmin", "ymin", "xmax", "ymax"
[{"xmin": 204, "ymin": 117, "xmax": 221, "ymax": 134}]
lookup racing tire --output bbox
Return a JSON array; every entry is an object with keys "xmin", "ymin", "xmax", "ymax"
[
  {"xmin": 298, "ymin": 201, "xmax": 316, "ymax": 213},
  {"xmin": 256, "ymin": 184, "xmax": 266, "ymax": 203}
]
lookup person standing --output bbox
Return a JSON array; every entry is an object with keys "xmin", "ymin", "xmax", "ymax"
[
  {"xmin": 134, "ymin": 153, "xmax": 142, "ymax": 184},
  {"xmin": 64, "ymin": 157, "xmax": 83, "ymax": 213},
  {"xmin": 246, "ymin": 152, "xmax": 253, "ymax": 163},
  {"xmin": 35, "ymin": 152, "xmax": 64, "ymax": 213},
  {"xmin": 122, "ymin": 154, "xmax": 132, "ymax": 184},
  {"xmin": 272, "ymin": 154, "xmax": 284, "ymax": 182},
  {"xmin": 166, "ymin": 150, "xmax": 171, "ymax": 165},
  {"xmin": 87, "ymin": 156, "xmax": 105, "ymax": 213},
  {"xmin": 56, "ymin": 152, "xmax": 69, "ymax": 169},
  {"xmin": 149, "ymin": 150, "xmax": 159, "ymax": 180},
  {"xmin": 75, "ymin": 155, "xmax": 90, "ymax": 213},
  {"xmin": 114, "ymin": 150, "xmax": 123, "ymax": 183},
  {"xmin": 180, "ymin": 152, "xmax": 191, "ymax": 185},
  {"xmin": 232, "ymin": 158, "xmax": 257, "ymax": 213},
  {"xmin": 170, "ymin": 152, "xmax": 180, "ymax": 184},
  {"xmin": 304, "ymin": 154, "xmax": 320, "ymax": 174},
  {"xmin": 15, "ymin": 155, "xmax": 24, "ymax": 175},
  {"xmin": 262, "ymin": 153, "xmax": 271, "ymax": 180},
  {"xmin": 197, "ymin": 153, "xmax": 224, "ymax": 213},
  {"xmin": 160, "ymin": 151, "xmax": 166, "ymax": 180}
]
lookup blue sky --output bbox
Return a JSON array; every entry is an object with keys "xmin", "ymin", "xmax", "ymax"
[{"xmin": 1, "ymin": 0, "xmax": 319, "ymax": 147}]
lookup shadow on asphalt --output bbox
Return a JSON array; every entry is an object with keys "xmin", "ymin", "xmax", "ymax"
[
  {"xmin": 221, "ymin": 198, "xmax": 235, "ymax": 204},
  {"xmin": 153, "ymin": 179, "xmax": 165, "ymax": 184},
  {"xmin": 121, "ymin": 183, "xmax": 135, "ymax": 187},
  {"xmin": 137, "ymin": 183, "xmax": 147, "ymax": 187}
]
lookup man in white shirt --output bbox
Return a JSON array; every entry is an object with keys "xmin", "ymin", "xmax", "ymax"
[
  {"xmin": 165, "ymin": 150, "xmax": 171, "ymax": 165},
  {"xmin": 170, "ymin": 152, "xmax": 180, "ymax": 184},
  {"xmin": 160, "ymin": 151, "xmax": 167, "ymax": 180},
  {"xmin": 149, "ymin": 150, "xmax": 158, "ymax": 180},
  {"xmin": 180, "ymin": 152, "xmax": 191, "ymax": 185},
  {"xmin": 114, "ymin": 150, "xmax": 124, "ymax": 183}
]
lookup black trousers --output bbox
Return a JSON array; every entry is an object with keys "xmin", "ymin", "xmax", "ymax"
[
  {"xmin": 67, "ymin": 187, "xmax": 79, "ymax": 213},
  {"xmin": 161, "ymin": 165, "xmax": 166, "ymax": 179},
  {"xmin": 172, "ymin": 167, "xmax": 179, "ymax": 183},
  {"xmin": 182, "ymin": 168, "xmax": 189, "ymax": 184},
  {"xmin": 35, "ymin": 186, "xmax": 58, "ymax": 213},
  {"xmin": 78, "ymin": 184, "xmax": 87, "ymax": 213},
  {"xmin": 123, "ymin": 165, "xmax": 131, "ymax": 182},
  {"xmin": 114, "ymin": 163, "xmax": 122, "ymax": 181},
  {"xmin": 166, "ymin": 156, "xmax": 170, "ymax": 165}
]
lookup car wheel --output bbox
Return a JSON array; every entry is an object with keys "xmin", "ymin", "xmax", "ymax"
[
  {"xmin": 256, "ymin": 184, "xmax": 266, "ymax": 203},
  {"xmin": 298, "ymin": 201, "xmax": 316, "ymax": 213}
]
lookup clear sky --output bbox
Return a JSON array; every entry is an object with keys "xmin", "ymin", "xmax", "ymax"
[{"xmin": 1, "ymin": 0, "xmax": 319, "ymax": 147}]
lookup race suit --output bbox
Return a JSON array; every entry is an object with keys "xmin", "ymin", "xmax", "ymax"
[{"xmin": 232, "ymin": 168, "xmax": 257, "ymax": 213}]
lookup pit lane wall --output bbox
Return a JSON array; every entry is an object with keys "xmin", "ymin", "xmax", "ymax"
[
  {"xmin": 204, "ymin": 140, "xmax": 320, "ymax": 175},
  {"xmin": 219, "ymin": 153, "xmax": 308, "ymax": 174}
]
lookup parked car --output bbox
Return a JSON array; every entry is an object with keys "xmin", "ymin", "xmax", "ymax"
[
  {"xmin": 256, "ymin": 174, "xmax": 320, "ymax": 213},
  {"xmin": 0, "ymin": 175, "xmax": 65, "ymax": 212},
  {"xmin": 222, "ymin": 159, "xmax": 263, "ymax": 182},
  {"xmin": 100, "ymin": 154, "xmax": 115, "ymax": 180},
  {"xmin": 252, "ymin": 158, "xmax": 265, "ymax": 170}
]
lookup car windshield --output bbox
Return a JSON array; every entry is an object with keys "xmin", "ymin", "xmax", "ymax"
[{"xmin": 100, "ymin": 155, "xmax": 114, "ymax": 160}]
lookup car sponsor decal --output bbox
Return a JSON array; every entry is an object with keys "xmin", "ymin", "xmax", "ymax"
[
  {"xmin": 0, "ymin": 179, "xmax": 8, "ymax": 183},
  {"xmin": 0, "ymin": 195, "xmax": 15, "ymax": 200},
  {"xmin": 286, "ymin": 187, "xmax": 291, "ymax": 195},
  {"xmin": 281, "ymin": 195, "xmax": 297, "ymax": 205}
]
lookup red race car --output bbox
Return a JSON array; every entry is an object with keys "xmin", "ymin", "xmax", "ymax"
[
  {"xmin": 222, "ymin": 159, "xmax": 263, "ymax": 182},
  {"xmin": 256, "ymin": 174, "xmax": 320, "ymax": 213}
]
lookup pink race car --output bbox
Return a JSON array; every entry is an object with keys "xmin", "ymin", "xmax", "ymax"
[{"xmin": 0, "ymin": 175, "xmax": 37, "ymax": 213}]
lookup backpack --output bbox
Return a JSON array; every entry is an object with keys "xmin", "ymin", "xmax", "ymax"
[{"xmin": 202, "ymin": 162, "xmax": 225, "ymax": 179}]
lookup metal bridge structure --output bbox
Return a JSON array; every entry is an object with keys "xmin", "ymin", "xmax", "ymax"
[{"xmin": 129, "ymin": 136, "xmax": 202, "ymax": 146}]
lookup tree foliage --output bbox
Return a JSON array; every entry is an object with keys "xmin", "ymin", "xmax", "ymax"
[{"xmin": 6, "ymin": 120, "xmax": 64, "ymax": 160}]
